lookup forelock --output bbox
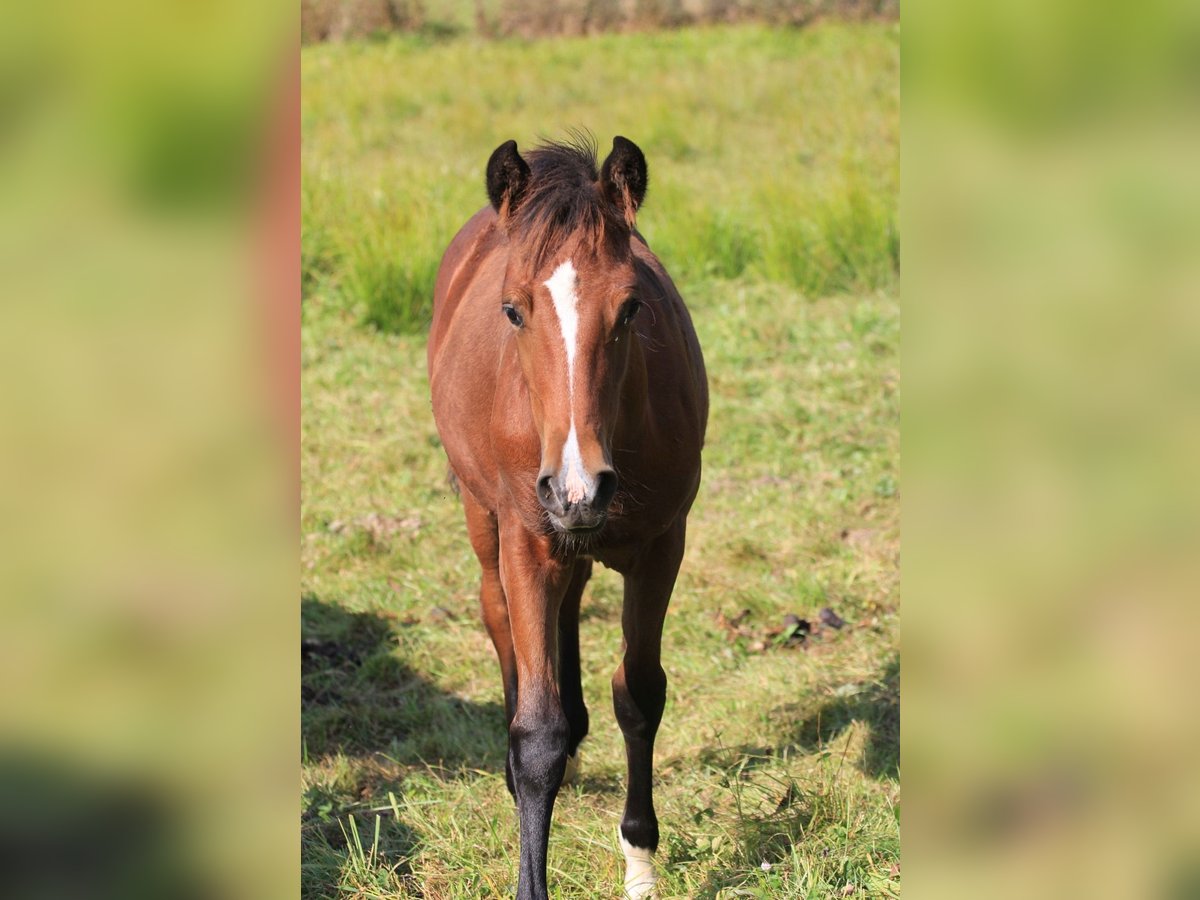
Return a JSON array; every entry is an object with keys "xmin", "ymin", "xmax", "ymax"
[{"xmin": 511, "ymin": 132, "xmax": 626, "ymax": 270}]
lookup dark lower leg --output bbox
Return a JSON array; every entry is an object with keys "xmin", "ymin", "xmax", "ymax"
[
  {"xmin": 509, "ymin": 703, "xmax": 569, "ymax": 900},
  {"xmin": 611, "ymin": 523, "xmax": 684, "ymax": 897},
  {"xmin": 613, "ymin": 660, "xmax": 667, "ymax": 852}
]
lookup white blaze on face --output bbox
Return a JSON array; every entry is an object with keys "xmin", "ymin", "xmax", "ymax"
[
  {"xmin": 544, "ymin": 260, "xmax": 590, "ymax": 504},
  {"xmin": 619, "ymin": 832, "xmax": 657, "ymax": 898}
]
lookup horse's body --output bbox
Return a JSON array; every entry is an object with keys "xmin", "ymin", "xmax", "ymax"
[{"xmin": 428, "ymin": 136, "xmax": 707, "ymax": 899}]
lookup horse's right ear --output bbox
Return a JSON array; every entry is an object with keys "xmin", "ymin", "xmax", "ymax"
[
  {"xmin": 600, "ymin": 136, "xmax": 648, "ymax": 228},
  {"xmin": 486, "ymin": 140, "xmax": 531, "ymax": 218}
]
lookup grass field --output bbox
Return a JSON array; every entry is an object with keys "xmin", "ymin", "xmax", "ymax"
[{"xmin": 302, "ymin": 21, "xmax": 899, "ymax": 898}]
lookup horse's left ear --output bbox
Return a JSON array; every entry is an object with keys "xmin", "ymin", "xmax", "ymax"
[
  {"xmin": 486, "ymin": 139, "xmax": 531, "ymax": 219},
  {"xmin": 600, "ymin": 136, "xmax": 647, "ymax": 228}
]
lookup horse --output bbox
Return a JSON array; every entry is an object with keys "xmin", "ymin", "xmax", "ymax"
[{"xmin": 427, "ymin": 134, "xmax": 708, "ymax": 899}]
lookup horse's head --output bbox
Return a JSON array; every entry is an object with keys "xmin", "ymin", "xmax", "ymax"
[{"xmin": 485, "ymin": 136, "xmax": 649, "ymax": 536}]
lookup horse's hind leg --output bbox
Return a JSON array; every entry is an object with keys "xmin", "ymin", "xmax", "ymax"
[
  {"xmin": 612, "ymin": 522, "xmax": 686, "ymax": 899},
  {"xmin": 462, "ymin": 491, "xmax": 518, "ymax": 794},
  {"xmin": 558, "ymin": 558, "xmax": 592, "ymax": 784}
]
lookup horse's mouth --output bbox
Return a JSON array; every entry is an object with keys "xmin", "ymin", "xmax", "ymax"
[
  {"xmin": 548, "ymin": 514, "xmax": 608, "ymax": 537},
  {"xmin": 567, "ymin": 522, "xmax": 605, "ymax": 534}
]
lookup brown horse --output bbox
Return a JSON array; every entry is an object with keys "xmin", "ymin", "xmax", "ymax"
[{"xmin": 428, "ymin": 135, "xmax": 708, "ymax": 899}]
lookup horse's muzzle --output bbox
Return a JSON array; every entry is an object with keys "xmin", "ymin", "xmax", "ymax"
[{"xmin": 536, "ymin": 468, "xmax": 618, "ymax": 533}]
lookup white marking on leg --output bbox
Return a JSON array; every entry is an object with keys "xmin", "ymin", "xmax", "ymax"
[
  {"xmin": 545, "ymin": 260, "xmax": 592, "ymax": 502},
  {"xmin": 619, "ymin": 831, "xmax": 657, "ymax": 899}
]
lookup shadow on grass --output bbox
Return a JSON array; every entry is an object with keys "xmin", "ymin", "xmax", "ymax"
[
  {"xmin": 301, "ymin": 593, "xmax": 508, "ymax": 899},
  {"xmin": 571, "ymin": 771, "xmax": 625, "ymax": 796},
  {"xmin": 678, "ymin": 657, "xmax": 900, "ymax": 898},
  {"xmin": 687, "ymin": 656, "xmax": 899, "ymax": 782},
  {"xmin": 791, "ymin": 655, "xmax": 899, "ymax": 780},
  {"xmin": 302, "ymin": 593, "xmax": 507, "ymax": 766},
  {"xmin": 302, "ymin": 805, "xmax": 423, "ymax": 900}
]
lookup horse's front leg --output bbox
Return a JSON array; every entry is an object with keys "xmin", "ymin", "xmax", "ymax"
[
  {"xmin": 498, "ymin": 516, "xmax": 572, "ymax": 900},
  {"xmin": 612, "ymin": 521, "xmax": 686, "ymax": 899}
]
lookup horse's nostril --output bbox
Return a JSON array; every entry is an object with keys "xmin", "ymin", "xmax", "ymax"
[
  {"xmin": 536, "ymin": 474, "xmax": 558, "ymax": 511},
  {"xmin": 593, "ymin": 469, "xmax": 618, "ymax": 512}
]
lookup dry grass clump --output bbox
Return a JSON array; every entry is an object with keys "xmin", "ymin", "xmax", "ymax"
[
  {"xmin": 301, "ymin": 0, "xmax": 897, "ymax": 43},
  {"xmin": 302, "ymin": 0, "xmax": 425, "ymax": 43},
  {"xmin": 494, "ymin": 0, "xmax": 900, "ymax": 38}
]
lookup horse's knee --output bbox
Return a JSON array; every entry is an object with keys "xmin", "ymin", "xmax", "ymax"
[
  {"xmin": 612, "ymin": 664, "xmax": 667, "ymax": 739},
  {"xmin": 509, "ymin": 709, "xmax": 569, "ymax": 797}
]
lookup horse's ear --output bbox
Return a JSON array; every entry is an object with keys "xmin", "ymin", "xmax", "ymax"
[
  {"xmin": 600, "ymin": 136, "xmax": 648, "ymax": 227},
  {"xmin": 486, "ymin": 140, "xmax": 531, "ymax": 218}
]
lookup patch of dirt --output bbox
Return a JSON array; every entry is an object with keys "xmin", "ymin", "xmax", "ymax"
[
  {"xmin": 328, "ymin": 512, "xmax": 422, "ymax": 541},
  {"xmin": 713, "ymin": 606, "xmax": 851, "ymax": 654}
]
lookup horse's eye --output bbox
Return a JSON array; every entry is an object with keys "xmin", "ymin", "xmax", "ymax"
[
  {"xmin": 503, "ymin": 304, "xmax": 524, "ymax": 327},
  {"xmin": 619, "ymin": 300, "xmax": 642, "ymax": 327}
]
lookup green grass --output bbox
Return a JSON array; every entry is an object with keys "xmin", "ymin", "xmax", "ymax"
[
  {"xmin": 302, "ymin": 21, "xmax": 898, "ymax": 899},
  {"xmin": 302, "ymin": 23, "xmax": 898, "ymax": 333}
]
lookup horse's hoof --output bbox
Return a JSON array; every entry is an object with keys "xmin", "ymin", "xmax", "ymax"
[
  {"xmin": 620, "ymin": 830, "xmax": 657, "ymax": 898},
  {"xmin": 561, "ymin": 750, "xmax": 581, "ymax": 786}
]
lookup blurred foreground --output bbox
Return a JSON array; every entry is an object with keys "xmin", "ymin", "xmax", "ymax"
[
  {"xmin": 0, "ymin": 2, "xmax": 297, "ymax": 897},
  {"xmin": 905, "ymin": 0, "xmax": 1200, "ymax": 897}
]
